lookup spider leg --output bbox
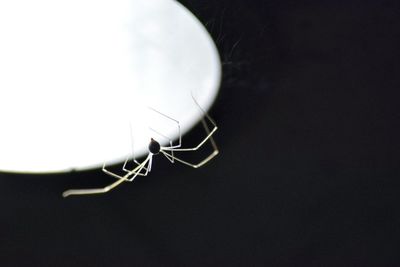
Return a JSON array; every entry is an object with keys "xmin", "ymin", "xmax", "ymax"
[
  {"xmin": 168, "ymin": 119, "xmax": 217, "ymax": 152},
  {"xmin": 161, "ymin": 147, "xmax": 218, "ymax": 169},
  {"xmin": 122, "ymin": 123, "xmax": 148, "ymax": 174},
  {"xmin": 122, "ymin": 154, "xmax": 148, "ymax": 176},
  {"xmin": 162, "ymin": 151, "xmax": 175, "ymax": 162},
  {"xmin": 146, "ymin": 155, "xmax": 153, "ymax": 172},
  {"xmin": 160, "ymin": 94, "xmax": 219, "ymax": 168},
  {"xmin": 160, "ymin": 118, "xmax": 218, "ymax": 168},
  {"xmin": 62, "ymin": 156, "xmax": 151, "ymax": 197},
  {"xmin": 125, "ymin": 154, "xmax": 152, "ymax": 182},
  {"xmin": 106, "ymin": 157, "xmax": 150, "ymax": 182},
  {"xmin": 162, "ymin": 94, "xmax": 218, "ymax": 153},
  {"xmin": 148, "ymin": 107, "xmax": 181, "ymax": 149}
]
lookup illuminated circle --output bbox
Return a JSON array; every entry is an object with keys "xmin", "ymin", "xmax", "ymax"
[{"xmin": 0, "ymin": 0, "xmax": 221, "ymax": 173}]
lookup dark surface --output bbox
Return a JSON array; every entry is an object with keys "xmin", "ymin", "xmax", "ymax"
[{"xmin": 1, "ymin": 1, "xmax": 400, "ymax": 266}]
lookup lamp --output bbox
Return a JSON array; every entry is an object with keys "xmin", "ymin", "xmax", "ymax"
[{"xmin": 0, "ymin": 0, "xmax": 221, "ymax": 173}]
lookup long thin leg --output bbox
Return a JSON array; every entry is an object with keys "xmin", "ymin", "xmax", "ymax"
[
  {"xmin": 162, "ymin": 151, "xmax": 175, "ymax": 162},
  {"xmin": 104, "ymin": 158, "xmax": 150, "ymax": 182},
  {"xmin": 163, "ymin": 122, "xmax": 217, "ymax": 152},
  {"xmin": 147, "ymin": 155, "xmax": 153, "ymax": 172},
  {"xmin": 161, "ymin": 148, "xmax": 218, "ymax": 169},
  {"xmin": 148, "ymin": 107, "xmax": 181, "ymax": 149},
  {"xmin": 122, "ymin": 155, "xmax": 148, "ymax": 176},
  {"xmin": 122, "ymin": 123, "xmax": 148, "ymax": 174},
  {"xmin": 125, "ymin": 155, "xmax": 152, "ymax": 182},
  {"xmin": 62, "ymin": 156, "xmax": 151, "ymax": 197},
  {"xmin": 160, "ymin": 94, "xmax": 219, "ymax": 167},
  {"xmin": 162, "ymin": 95, "xmax": 218, "ymax": 153}
]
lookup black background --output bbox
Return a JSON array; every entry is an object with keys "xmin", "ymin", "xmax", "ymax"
[{"xmin": 1, "ymin": 0, "xmax": 400, "ymax": 266}]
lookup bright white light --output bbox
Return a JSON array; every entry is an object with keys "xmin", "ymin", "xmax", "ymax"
[{"xmin": 0, "ymin": 0, "xmax": 221, "ymax": 173}]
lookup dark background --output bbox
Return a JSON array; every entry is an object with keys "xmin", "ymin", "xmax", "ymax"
[{"xmin": 1, "ymin": 0, "xmax": 400, "ymax": 266}]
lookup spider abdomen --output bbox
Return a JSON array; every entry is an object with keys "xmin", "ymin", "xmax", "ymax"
[{"xmin": 149, "ymin": 138, "xmax": 161, "ymax": 154}]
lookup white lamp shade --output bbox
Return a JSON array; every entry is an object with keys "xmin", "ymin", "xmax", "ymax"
[{"xmin": 0, "ymin": 0, "xmax": 221, "ymax": 173}]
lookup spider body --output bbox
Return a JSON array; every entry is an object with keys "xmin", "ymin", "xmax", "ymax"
[
  {"xmin": 62, "ymin": 95, "xmax": 218, "ymax": 197},
  {"xmin": 148, "ymin": 138, "xmax": 161, "ymax": 154}
]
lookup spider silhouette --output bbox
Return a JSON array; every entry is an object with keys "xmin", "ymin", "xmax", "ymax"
[{"xmin": 62, "ymin": 97, "xmax": 218, "ymax": 197}]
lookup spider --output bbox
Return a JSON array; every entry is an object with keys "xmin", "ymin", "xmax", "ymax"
[{"xmin": 62, "ymin": 97, "xmax": 218, "ymax": 197}]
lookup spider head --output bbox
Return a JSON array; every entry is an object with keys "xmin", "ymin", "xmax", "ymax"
[{"xmin": 148, "ymin": 138, "xmax": 161, "ymax": 154}]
